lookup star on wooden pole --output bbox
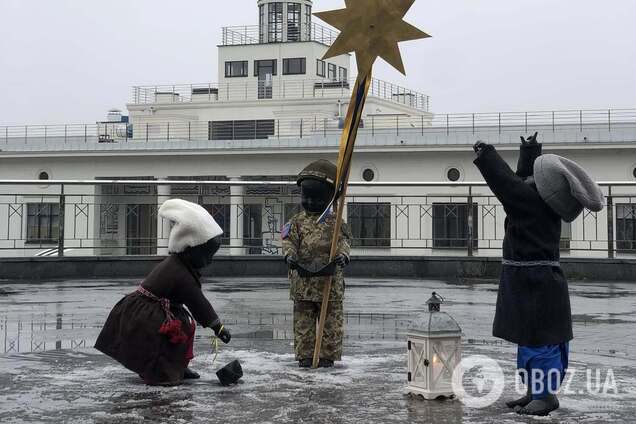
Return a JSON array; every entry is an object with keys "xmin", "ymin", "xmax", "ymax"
[
  {"xmin": 315, "ymin": 0, "xmax": 431, "ymax": 76},
  {"xmin": 309, "ymin": 0, "xmax": 431, "ymax": 369}
]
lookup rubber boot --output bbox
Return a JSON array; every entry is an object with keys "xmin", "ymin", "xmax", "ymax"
[
  {"xmin": 516, "ymin": 394, "xmax": 560, "ymax": 416},
  {"xmin": 506, "ymin": 384, "xmax": 532, "ymax": 409}
]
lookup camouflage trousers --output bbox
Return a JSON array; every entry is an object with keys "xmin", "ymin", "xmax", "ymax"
[{"xmin": 293, "ymin": 300, "xmax": 344, "ymax": 361}]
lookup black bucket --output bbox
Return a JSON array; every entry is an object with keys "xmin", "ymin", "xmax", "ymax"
[{"xmin": 216, "ymin": 360, "xmax": 243, "ymax": 386}]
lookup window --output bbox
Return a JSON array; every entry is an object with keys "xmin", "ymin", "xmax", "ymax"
[
  {"xmin": 617, "ymin": 204, "xmax": 636, "ymax": 252},
  {"xmin": 348, "ymin": 203, "xmax": 391, "ymax": 247},
  {"xmin": 259, "ymin": 4, "xmax": 265, "ymax": 43},
  {"xmin": 254, "ymin": 59, "xmax": 277, "ymax": 77},
  {"xmin": 432, "ymin": 203, "xmax": 478, "ymax": 249},
  {"xmin": 316, "ymin": 59, "xmax": 326, "ymax": 77},
  {"xmin": 225, "ymin": 61, "xmax": 248, "ymax": 77},
  {"xmin": 268, "ymin": 2, "xmax": 283, "ymax": 42},
  {"xmin": 362, "ymin": 168, "xmax": 375, "ymax": 182},
  {"xmin": 560, "ymin": 221, "xmax": 571, "ymax": 251},
  {"xmin": 328, "ymin": 63, "xmax": 337, "ymax": 81},
  {"xmin": 27, "ymin": 203, "xmax": 59, "ymax": 243},
  {"xmin": 38, "ymin": 171, "xmax": 49, "ymax": 180},
  {"xmin": 447, "ymin": 168, "xmax": 461, "ymax": 182},
  {"xmin": 209, "ymin": 120, "xmax": 275, "ymax": 140},
  {"xmin": 205, "ymin": 204, "xmax": 231, "ymax": 245},
  {"xmin": 338, "ymin": 66, "xmax": 348, "ymax": 82},
  {"xmin": 100, "ymin": 204, "xmax": 119, "ymax": 239},
  {"xmin": 283, "ymin": 57, "xmax": 306, "ymax": 75},
  {"xmin": 287, "ymin": 3, "xmax": 301, "ymax": 42},
  {"xmin": 304, "ymin": 4, "xmax": 312, "ymax": 40},
  {"xmin": 633, "ymin": 167, "xmax": 636, "ymax": 179}
]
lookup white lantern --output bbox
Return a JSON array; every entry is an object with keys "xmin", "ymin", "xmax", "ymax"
[{"xmin": 407, "ymin": 292, "xmax": 462, "ymax": 399}]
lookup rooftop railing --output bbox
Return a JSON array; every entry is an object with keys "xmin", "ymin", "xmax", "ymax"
[
  {"xmin": 221, "ymin": 22, "xmax": 339, "ymax": 46},
  {"xmin": 129, "ymin": 77, "xmax": 431, "ymax": 111},
  {"xmin": 0, "ymin": 179, "xmax": 633, "ymax": 259},
  {"xmin": 2, "ymin": 109, "xmax": 635, "ymax": 149}
]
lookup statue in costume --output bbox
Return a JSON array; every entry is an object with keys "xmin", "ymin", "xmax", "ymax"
[
  {"xmin": 473, "ymin": 133, "xmax": 604, "ymax": 416},
  {"xmin": 95, "ymin": 199, "xmax": 232, "ymax": 386},
  {"xmin": 281, "ymin": 160, "xmax": 351, "ymax": 368}
]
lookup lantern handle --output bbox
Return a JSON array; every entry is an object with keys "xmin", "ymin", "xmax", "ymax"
[{"xmin": 431, "ymin": 291, "xmax": 445, "ymax": 303}]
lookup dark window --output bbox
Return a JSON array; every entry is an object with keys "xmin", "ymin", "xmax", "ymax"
[
  {"xmin": 225, "ymin": 61, "xmax": 248, "ymax": 77},
  {"xmin": 560, "ymin": 221, "xmax": 571, "ymax": 251},
  {"xmin": 243, "ymin": 203, "xmax": 263, "ymax": 254},
  {"xmin": 209, "ymin": 120, "xmax": 275, "ymax": 140},
  {"xmin": 338, "ymin": 66, "xmax": 348, "ymax": 82},
  {"xmin": 633, "ymin": 167, "xmax": 636, "ymax": 179},
  {"xmin": 268, "ymin": 2, "xmax": 283, "ymax": 42},
  {"xmin": 328, "ymin": 63, "xmax": 337, "ymax": 81},
  {"xmin": 254, "ymin": 59, "xmax": 277, "ymax": 76},
  {"xmin": 38, "ymin": 171, "xmax": 49, "ymax": 180},
  {"xmin": 316, "ymin": 59, "xmax": 326, "ymax": 77},
  {"xmin": 283, "ymin": 57, "xmax": 306, "ymax": 75},
  {"xmin": 259, "ymin": 4, "xmax": 265, "ymax": 43},
  {"xmin": 287, "ymin": 3, "xmax": 301, "ymax": 41},
  {"xmin": 304, "ymin": 4, "xmax": 312, "ymax": 40},
  {"xmin": 348, "ymin": 203, "xmax": 391, "ymax": 247},
  {"xmin": 205, "ymin": 204, "xmax": 231, "ymax": 245},
  {"xmin": 617, "ymin": 204, "xmax": 636, "ymax": 252},
  {"xmin": 362, "ymin": 168, "xmax": 375, "ymax": 182},
  {"xmin": 27, "ymin": 203, "xmax": 60, "ymax": 244},
  {"xmin": 447, "ymin": 168, "xmax": 461, "ymax": 182},
  {"xmin": 432, "ymin": 203, "xmax": 478, "ymax": 249}
]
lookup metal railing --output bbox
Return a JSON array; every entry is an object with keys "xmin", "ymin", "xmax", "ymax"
[
  {"xmin": 2, "ymin": 109, "xmax": 636, "ymax": 148},
  {"xmin": 129, "ymin": 77, "xmax": 430, "ymax": 111},
  {"xmin": 221, "ymin": 22, "xmax": 339, "ymax": 46},
  {"xmin": 0, "ymin": 179, "xmax": 633, "ymax": 259}
]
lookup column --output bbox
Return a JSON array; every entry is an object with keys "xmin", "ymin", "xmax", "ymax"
[
  {"xmin": 229, "ymin": 176, "xmax": 245, "ymax": 256},
  {"xmin": 156, "ymin": 177, "xmax": 171, "ymax": 255}
]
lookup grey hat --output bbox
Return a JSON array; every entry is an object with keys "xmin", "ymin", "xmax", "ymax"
[{"xmin": 534, "ymin": 154, "xmax": 604, "ymax": 223}]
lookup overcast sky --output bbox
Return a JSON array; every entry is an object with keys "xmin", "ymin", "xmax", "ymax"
[{"xmin": 1, "ymin": 0, "xmax": 635, "ymax": 125}]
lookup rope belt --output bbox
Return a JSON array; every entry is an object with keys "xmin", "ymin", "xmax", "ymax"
[
  {"xmin": 502, "ymin": 259, "xmax": 560, "ymax": 267},
  {"xmin": 136, "ymin": 285, "xmax": 189, "ymax": 344}
]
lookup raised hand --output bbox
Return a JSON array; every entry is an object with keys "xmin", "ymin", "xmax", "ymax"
[{"xmin": 520, "ymin": 132, "xmax": 539, "ymax": 145}]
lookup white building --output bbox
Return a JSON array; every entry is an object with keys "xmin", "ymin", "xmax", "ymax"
[{"xmin": 0, "ymin": 0, "xmax": 635, "ymax": 259}]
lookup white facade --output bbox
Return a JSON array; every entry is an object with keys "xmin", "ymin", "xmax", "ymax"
[{"xmin": 0, "ymin": 0, "xmax": 635, "ymax": 258}]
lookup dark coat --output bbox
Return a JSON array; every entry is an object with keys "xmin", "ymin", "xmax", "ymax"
[
  {"xmin": 474, "ymin": 144, "xmax": 573, "ymax": 346},
  {"xmin": 95, "ymin": 255, "xmax": 221, "ymax": 384}
]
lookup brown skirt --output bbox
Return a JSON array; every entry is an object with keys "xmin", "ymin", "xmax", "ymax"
[{"xmin": 95, "ymin": 291, "xmax": 192, "ymax": 385}]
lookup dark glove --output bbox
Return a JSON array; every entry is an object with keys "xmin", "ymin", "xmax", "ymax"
[
  {"xmin": 334, "ymin": 254, "xmax": 350, "ymax": 267},
  {"xmin": 520, "ymin": 132, "xmax": 539, "ymax": 145},
  {"xmin": 213, "ymin": 324, "xmax": 231, "ymax": 344},
  {"xmin": 285, "ymin": 255, "xmax": 299, "ymax": 269},
  {"xmin": 473, "ymin": 140, "xmax": 488, "ymax": 155}
]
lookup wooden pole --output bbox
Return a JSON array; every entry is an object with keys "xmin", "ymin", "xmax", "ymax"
[{"xmin": 312, "ymin": 72, "xmax": 371, "ymax": 368}]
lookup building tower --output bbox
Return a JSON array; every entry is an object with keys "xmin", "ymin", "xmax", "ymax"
[{"xmin": 257, "ymin": 0, "xmax": 314, "ymax": 43}]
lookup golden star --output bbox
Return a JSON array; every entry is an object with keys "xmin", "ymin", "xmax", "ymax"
[{"xmin": 315, "ymin": 0, "xmax": 430, "ymax": 76}]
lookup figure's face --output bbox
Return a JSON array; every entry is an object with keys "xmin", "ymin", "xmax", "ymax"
[
  {"xmin": 300, "ymin": 179, "xmax": 334, "ymax": 214},
  {"xmin": 181, "ymin": 236, "xmax": 222, "ymax": 270}
]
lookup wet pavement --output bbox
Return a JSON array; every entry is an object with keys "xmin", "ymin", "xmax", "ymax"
[{"xmin": 1, "ymin": 278, "xmax": 635, "ymax": 423}]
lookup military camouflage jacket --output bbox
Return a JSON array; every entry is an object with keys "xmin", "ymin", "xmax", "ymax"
[{"xmin": 281, "ymin": 211, "xmax": 351, "ymax": 302}]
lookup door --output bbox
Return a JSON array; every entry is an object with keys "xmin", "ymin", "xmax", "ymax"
[
  {"xmin": 126, "ymin": 204, "xmax": 157, "ymax": 255},
  {"xmin": 256, "ymin": 60, "xmax": 275, "ymax": 99}
]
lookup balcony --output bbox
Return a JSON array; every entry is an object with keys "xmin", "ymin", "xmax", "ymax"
[
  {"xmin": 221, "ymin": 22, "xmax": 339, "ymax": 46},
  {"xmin": 130, "ymin": 77, "xmax": 431, "ymax": 112},
  {"xmin": 1, "ymin": 109, "xmax": 635, "ymax": 151}
]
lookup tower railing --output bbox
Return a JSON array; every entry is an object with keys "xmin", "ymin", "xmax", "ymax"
[
  {"xmin": 129, "ymin": 77, "xmax": 430, "ymax": 111},
  {"xmin": 221, "ymin": 22, "xmax": 339, "ymax": 46}
]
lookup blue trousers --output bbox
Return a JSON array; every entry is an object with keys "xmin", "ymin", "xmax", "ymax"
[{"xmin": 517, "ymin": 343, "xmax": 569, "ymax": 400}]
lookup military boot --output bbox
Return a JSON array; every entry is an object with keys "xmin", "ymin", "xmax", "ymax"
[{"xmin": 299, "ymin": 359, "xmax": 312, "ymax": 368}]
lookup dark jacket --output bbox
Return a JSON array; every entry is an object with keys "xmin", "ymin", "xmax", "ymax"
[
  {"xmin": 474, "ymin": 144, "xmax": 573, "ymax": 346},
  {"xmin": 95, "ymin": 255, "xmax": 220, "ymax": 384}
]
